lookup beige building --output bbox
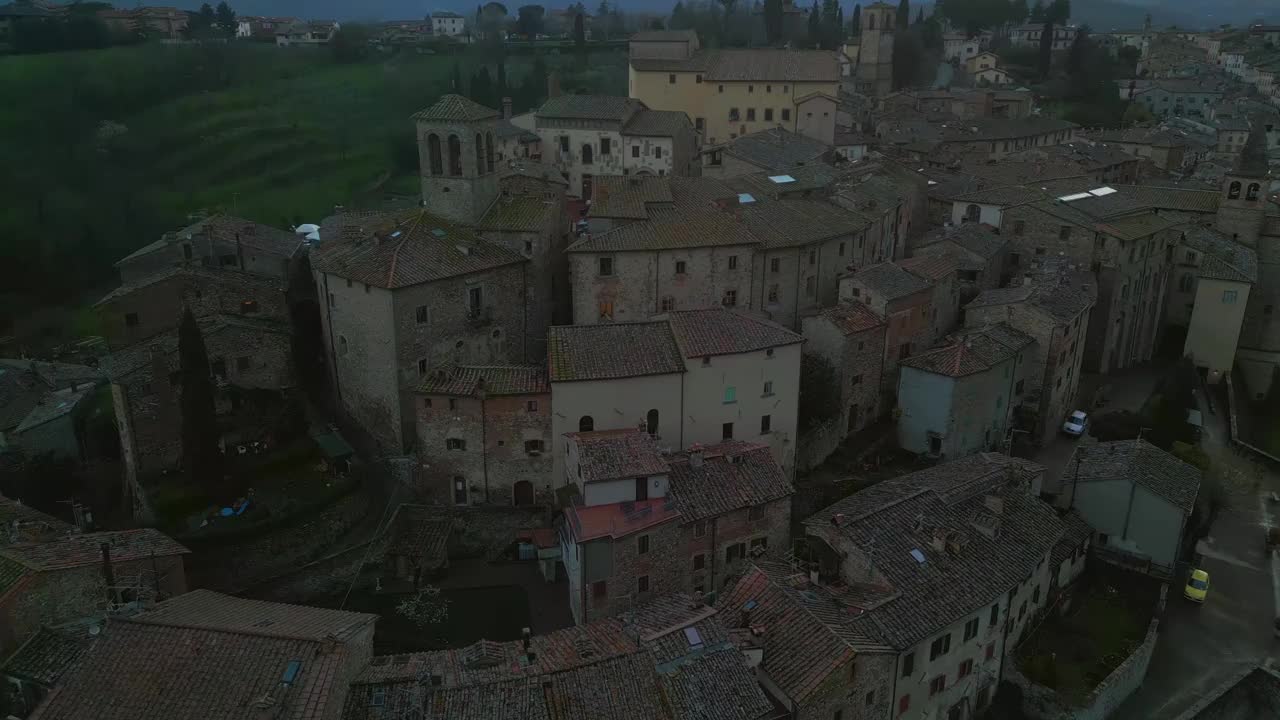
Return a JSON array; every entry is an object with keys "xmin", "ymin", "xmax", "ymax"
[
  {"xmin": 547, "ymin": 308, "xmax": 803, "ymax": 482},
  {"xmin": 628, "ymin": 29, "xmax": 841, "ymax": 146},
  {"xmin": 532, "ymin": 94, "xmax": 699, "ymax": 198},
  {"xmin": 1167, "ymin": 225, "xmax": 1258, "ymax": 381}
]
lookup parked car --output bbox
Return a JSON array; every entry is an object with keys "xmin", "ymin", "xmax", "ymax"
[
  {"xmin": 1184, "ymin": 568, "xmax": 1210, "ymax": 603},
  {"xmin": 1062, "ymin": 410, "xmax": 1089, "ymax": 437}
]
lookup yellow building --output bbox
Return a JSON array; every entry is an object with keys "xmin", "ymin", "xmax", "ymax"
[{"xmin": 628, "ymin": 29, "xmax": 841, "ymax": 146}]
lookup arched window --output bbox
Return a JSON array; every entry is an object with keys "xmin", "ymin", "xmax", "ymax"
[
  {"xmin": 1228, "ymin": 181, "xmax": 1241, "ymax": 199},
  {"xmin": 582, "ymin": 143, "xmax": 594, "ymax": 165},
  {"xmin": 1247, "ymin": 183, "xmax": 1261, "ymax": 201},
  {"xmin": 579, "ymin": 415, "xmax": 594, "ymax": 432},
  {"xmin": 448, "ymin": 135, "xmax": 462, "ymax": 176},
  {"xmin": 427, "ymin": 133, "xmax": 443, "ymax": 175},
  {"xmin": 485, "ymin": 132, "xmax": 495, "ymax": 173},
  {"xmin": 475, "ymin": 133, "xmax": 484, "ymax": 175},
  {"xmin": 646, "ymin": 409, "xmax": 659, "ymax": 436},
  {"xmin": 965, "ymin": 204, "xmax": 981, "ymax": 223}
]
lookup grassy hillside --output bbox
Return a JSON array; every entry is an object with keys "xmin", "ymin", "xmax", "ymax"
[{"xmin": 0, "ymin": 43, "xmax": 625, "ymax": 323}]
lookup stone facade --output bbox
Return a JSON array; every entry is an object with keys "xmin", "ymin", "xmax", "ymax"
[
  {"xmin": 856, "ymin": 3, "xmax": 895, "ymax": 97},
  {"xmin": 413, "ymin": 369, "xmax": 552, "ymax": 507},
  {"xmin": 798, "ymin": 652, "xmax": 897, "ymax": 720},
  {"xmin": 801, "ymin": 304, "xmax": 888, "ymax": 433},
  {"xmin": 839, "ymin": 276, "xmax": 933, "ymax": 406},
  {"xmin": 564, "ymin": 515, "xmax": 684, "ymax": 624},
  {"xmin": 96, "ymin": 267, "xmax": 288, "ymax": 350},
  {"xmin": 681, "ymin": 495, "xmax": 791, "ymax": 596},
  {"xmin": 416, "ymin": 108, "xmax": 500, "ymax": 226},
  {"xmin": 114, "ymin": 215, "xmax": 301, "ymax": 285}
]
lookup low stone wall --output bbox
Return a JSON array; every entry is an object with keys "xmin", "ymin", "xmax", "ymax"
[
  {"xmin": 796, "ymin": 417, "xmax": 846, "ymax": 474},
  {"xmin": 1225, "ymin": 372, "xmax": 1280, "ymax": 465},
  {"xmin": 450, "ymin": 505, "xmax": 553, "ymax": 560}
]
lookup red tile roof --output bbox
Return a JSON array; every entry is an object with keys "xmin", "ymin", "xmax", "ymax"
[
  {"xmin": 567, "ymin": 498, "xmax": 681, "ymax": 541},
  {"xmin": 813, "ymin": 301, "xmax": 885, "ymax": 335},
  {"xmin": 131, "ymin": 588, "xmax": 376, "ymax": 642},
  {"xmin": 666, "ymin": 442, "xmax": 794, "ymax": 523},
  {"xmin": 0, "ymin": 529, "xmax": 187, "ymax": 572},
  {"xmin": 667, "ymin": 308, "xmax": 804, "ymax": 358},
  {"xmin": 567, "ymin": 429, "xmax": 670, "ymax": 483}
]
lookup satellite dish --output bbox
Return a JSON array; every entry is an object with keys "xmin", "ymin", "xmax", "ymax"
[{"xmin": 88, "ymin": 624, "xmax": 102, "ymax": 636}]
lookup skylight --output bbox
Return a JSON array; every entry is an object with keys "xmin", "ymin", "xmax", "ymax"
[
  {"xmin": 1089, "ymin": 186, "xmax": 1117, "ymax": 196},
  {"xmin": 1058, "ymin": 192, "xmax": 1093, "ymax": 202},
  {"xmin": 768, "ymin": 175, "xmax": 796, "ymax": 184},
  {"xmin": 910, "ymin": 549, "xmax": 927, "ymax": 564},
  {"xmin": 738, "ymin": 193, "xmax": 756, "ymax": 204},
  {"xmin": 684, "ymin": 627, "xmax": 703, "ymax": 648},
  {"xmin": 431, "ymin": 228, "xmax": 447, "ymax": 238}
]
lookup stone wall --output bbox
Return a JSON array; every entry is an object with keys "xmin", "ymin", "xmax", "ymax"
[
  {"xmin": 797, "ymin": 651, "xmax": 896, "ymax": 720},
  {"xmin": 682, "ymin": 496, "xmax": 792, "ymax": 595}
]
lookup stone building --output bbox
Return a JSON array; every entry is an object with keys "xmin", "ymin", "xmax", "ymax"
[
  {"xmin": 628, "ymin": 30, "xmax": 841, "ymax": 145},
  {"xmin": 857, "ymin": 3, "xmax": 896, "ymax": 97},
  {"xmin": 964, "ymin": 268, "xmax": 1095, "ymax": 449},
  {"xmin": 781, "ymin": 454, "xmax": 1063, "ymax": 720},
  {"xmin": 113, "ymin": 214, "xmax": 303, "ymax": 285},
  {"xmin": 94, "ymin": 265, "xmax": 288, "ymax": 350},
  {"xmin": 912, "ymin": 223, "xmax": 1011, "ymax": 300},
  {"xmin": 0, "ymin": 529, "xmax": 189, "ymax": 658},
  {"xmin": 559, "ymin": 430, "xmax": 792, "ymax": 624},
  {"xmin": 879, "ymin": 117, "xmax": 1078, "ymax": 163},
  {"xmin": 413, "ymin": 364, "xmax": 551, "ymax": 507},
  {"xmin": 897, "ymin": 323, "xmax": 1034, "ymax": 458},
  {"xmin": 1087, "ymin": 128, "xmax": 1188, "ymax": 171},
  {"xmin": 0, "ymin": 360, "xmax": 103, "ymax": 462},
  {"xmin": 801, "ymin": 302, "xmax": 887, "ymax": 436},
  {"xmin": 547, "ymin": 308, "xmax": 804, "ymax": 483},
  {"xmin": 839, "ymin": 262, "xmax": 935, "ymax": 402},
  {"xmin": 701, "ymin": 126, "xmax": 833, "ymax": 179},
  {"xmin": 25, "ymin": 590, "xmax": 376, "ymax": 720},
  {"xmin": 1166, "ymin": 225, "xmax": 1258, "ymax": 380},
  {"xmin": 899, "ymin": 252, "xmax": 962, "ymax": 346},
  {"xmin": 103, "ymin": 315, "xmax": 295, "ymax": 493},
  {"xmin": 532, "ymin": 94, "xmax": 699, "ymax": 198}
]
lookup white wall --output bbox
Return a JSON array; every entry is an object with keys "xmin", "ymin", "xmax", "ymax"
[
  {"xmin": 551, "ymin": 373, "xmax": 684, "ymax": 484},
  {"xmin": 951, "ymin": 202, "xmax": 1003, "ymax": 227}
]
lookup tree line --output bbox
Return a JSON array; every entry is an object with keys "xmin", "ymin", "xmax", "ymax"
[{"xmin": 6, "ymin": 1, "xmax": 241, "ymax": 55}]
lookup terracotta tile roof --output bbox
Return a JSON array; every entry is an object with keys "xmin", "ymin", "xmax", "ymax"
[
  {"xmin": 0, "ymin": 495, "xmax": 78, "ymax": 546},
  {"xmin": 667, "ymin": 308, "xmax": 804, "ymax": 358},
  {"xmin": 848, "ymin": 262, "xmax": 932, "ymax": 301},
  {"xmin": 310, "ymin": 208, "xmax": 524, "ymax": 289},
  {"xmin": 567, "ymin": 497, "xmax": 681, "ymax": 541},
  {"xmin": 917, "ymin": 223, "xmax": 1008, "ymax": 262},
  {"xmin": 477, "ymin": 195, "xmax": 557, "ymax": 232},
  {"xmin": 417, "ymin": 364, "xmax": 549, "ymax": 396},
  {"xmin": 588, "ymin": 175, "xmax": 676, "ymax": 219},
  {"xmin": 570, "ymin": 209, "xmax": 754, "ymax": 252},
  {"xmin": 965, "ymin": 272, "xmax": 1094, "ymax": 323},
  {"xmin": 803, "ymin": 457, "xmax": 1065, "ymax": 649},
  {"xmin": 0, "ymin": 529, "xmax": 187, "ymax": 572},
  {"xmin": 99, "ymin": 315, "xmax": 291, "ymax": 380},
  {"xmin": 115, "ymin": 215, "xmax": 301, "ymax": 266},
  {"xmin": 667, "ymin": 442, "xmax": 793, "ymax": 523},
  {"xmin": 633, "ymin": 48, "xmax": 841, "ymax": 82},
  {"xmin": 900, "ymin": 324, "xmax": 1032, "ymax": 378},
  {"xmin": 899, "ymin": 252, "xmax": 959, "ymax": 282},
  {"xmin": 0, "ymin": 554, "xmax": 29, "ymax": 598},
  {"xmin": 717, "ymin": 127, "xmax": 831, "ymax": 172},
  {"xmin": 547, "ymin": 322, "xmax": 685, "ymax": 382},
  {"xmin": 536, "ymin": 95, "xmax": 643, "ymax": 122},
  {"xmin": 1051, "ymin": 509, "xmax": 1093, "ymax": 570},
  {"xmin": 1, "ymin": 625, "xmax": 95, "ymax": 687},
  {"xmin": 93, "ymin": 263, "xmax": 285, "ymax": 308},
  {"xmin": 384, "ymin": 505, "xmax": 451, "ymax": 570},
  {"xmin": 623, "ymin": 109, "xmax": 693, "ymax": 137},
  {"xmin": 1179, "ymin": 225, "xmax": 1258, "ymax": 283},
  {"xmin": 29, "ymin": 610, "xmax": 359, "ymax": 720},
  {"xmin": 813, "ymin": 301, "xmax": 884, "ymax": 336},
  {"xmin": 131, "ymin": 588, "xmax": 376, "ymax": 642},
  {"xmin": 15, "ymin": 385, "xmax": 94, "ymax": 433},
  {"xmin": 567, "ymin": 429, "xmax": 669, "ymax": 483},
  {"xmin": 1069, "ymin": 439, "xmax": 1202, "ymax": 513},
  {"xmin": 412, "ymin": 94, "xmax": 500, "ymax": 122}
]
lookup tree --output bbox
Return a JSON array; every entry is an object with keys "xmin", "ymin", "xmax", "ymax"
[
  {"xmin": 892, "ymin": 25, "xmax": 925, "ymax": 88},
  {"xmin": 214, "ymin": 1, "xmax": 236, "ymax": 34},
  {"xmin": 471, "ymin": 66, "xmax": 495, "ymax": 107},
  {"xmin": 330, "ymin": 24, "xmax": 369, "ymax": 63},
  {"xmin": 596, "ymin": 0, "xmax": 610, "ymax": 38},
  {"xmin": 1122, "ymin": 101, "xmax": 1155, "ymax": 125},
  {"xmin": 1037, "ymin": 17, "xmax": 1053, "ymax": 79},
  {"xmin": 573, "ymin": 11, "xmax": 585, "ymax": 48},
  {"xmin": 670, "ymin": 0, "xmax": 689, "ymax": 29},
  {"xmin": 915, "ymin": 7, "xmax": 923, "ymax": 24},
  {"xmin": 516, "ymin": 4, "xmax": 545, "ymax": 38},
  {"xmin": 650, "ymin": 17, "xmax": 665, "ymax": 29},
  {"xmin": 807, "ymin": 0, "xmax": 819, "ymax": 47},
  {"xmin": 1067, "ymin": 24, "xmax": 1088, "ymax": 74},
  {"xmin": 497, "ymin": 59, "xmax": 507, "ymax": 98},
  {"xmin": 798, "ymin": 354, "xmax": 840, "ymax": 431},
  {"xmin": 1046, "ymin": 0, "xmax": 1069, "ymax": 23},
  {"xmin": 397, "ymin": 586, "xmax": 450, "ymax": 624},
  {"xmin": 1010, "ymin": 0, "xmax": 1029, "ymax": 24},
  {"xmin": 896, "ymin": 0, "xmax": 909, "ymax": 30},
  {"xmin": 178, "ymin": 308, "xmax": 222, "ymax": 493},
  {"xmin": 196, "ymin": 3, "xmax": 216, "ymax": 32},
  {"xmin": 763, "ymin": 0, "xmax": 783, "ymax": 43},
  {"xmin": 1029, "ymin": 0, "xmax": 1044, "ymax": 22},
  {"xmin": 452, "ymin": 60, "xmax": 464, "ymax": 92},
  {"xmin": 821, "ymin": 0, "xmax": 840, "ymax": 49}
]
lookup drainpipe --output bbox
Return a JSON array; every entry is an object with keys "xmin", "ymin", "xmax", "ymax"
[
  {"xmin": 679, "ymin": 372, "xmax": 686, "ymax": 449},
  {"xmin": 480, "ymin": 393, "xmax": 490, "ymax": 503},
  {"xmin": 655, "ymin": 250, "xmax": 662, "ymax": 314},
  {"xmin": 793, "ymin": 248, "xmax": 803, "ymax": 327},
  {"xmin": 1119, "ymin": 479, "xmax": 1138, "ymax": 542}
]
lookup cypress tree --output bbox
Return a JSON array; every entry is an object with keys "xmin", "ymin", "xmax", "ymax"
[{"xmin": 178, "ymin": 308, "xmax": 222, "ymax": 493}]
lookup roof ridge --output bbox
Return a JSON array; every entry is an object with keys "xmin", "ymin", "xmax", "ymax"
[
  {"xmin": 116, "ymin": 614, "xmax": 341, "ymax": 644},
  {"xmin": 386, "ymin": 211, "xmax": 428, "ymax": 287}
]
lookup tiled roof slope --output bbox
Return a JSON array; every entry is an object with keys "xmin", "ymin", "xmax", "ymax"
[
  {"xmin": 2, "ymin": 625, "xmax": 95, "ymax": 686},
  {"xmin": 900, "ymin": 325, "xmax": 1031, "ymax": 377},
  {"xmin": 548, "ymin": 322, "xmax": 685, "ymax": 382},
  {"xmin": 417, "ymin": 364, "xmax": 548, "ymax": 396},
  {"xmin": 115, "ymin": 214, "xmax": 302, "ymax": 265},
  {"xmin": 1179, "ymin": 225, "xmax": 1258, "ymax": 283},
  {"xmin": 623, "ymin": 109, "xmax": 693, "ymax": 137},
  {"xmin": 632, "ymin": 48, "xmax": 841, "ymax": 82},
  {"xmin": 667, "ymin": 308, "xmax": 804, "ymax": 357},
  {"xmin": 93, "ymin": 262, "xmax": 285, "ymax": 307},
  {"xmin": 719, "ymin": 127, "xmax": 831, "ymax": 172},
  {"xmin": 813, "ymin": 301, "xmax": 884, "ymax": 335},
  {"xmin": 413, "ymin": 93, "xmax": 500, "ymax": 122},
  {"xmin": 1069, "ymin": 439, "xmax": 1202, "ymax": 513},
  {"xmin": 311, "ymin": 208, "xmax": 523, "ymax": 289},
  {"xmin": 0, "ymin": 494, "xmax": 77, "ymax": 546},
  {"xmin": 536, "ymin": 94, "xmax": 642, "ymax": 121},
  {"xmin": 0, "ymin": 529, "xmax": 187, "ymax": 572},
  {"xmin": 384, "ymin": 505, "xmax": 451, "ymax": 569},
  {"xmin": 131, "ymin": 588, "xmax": 376, "ymax": 642},
  {"xmin": 667, "ymin": 442, "xmax": 793, "ymax": 523},
  {"xmin": 568, "ymin": 429, "xmax": 670, "ymax": 483},
  {"xmin": 849, "ymin": 262, "xmax": 932, "ymax": 300}
]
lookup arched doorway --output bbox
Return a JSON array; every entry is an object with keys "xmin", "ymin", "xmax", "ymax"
[
  {"xmin": 646, "ymin": 409, "xmax": 659, "ymax": 436},
  {"xmin": 513, "ymin": 480, "xmax": 534, "ymax": 506}
]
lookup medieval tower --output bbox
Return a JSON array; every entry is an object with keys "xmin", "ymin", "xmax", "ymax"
[
  {"xmin": 414, "ymin": 94, "xmax": 500, "ymax": 225},
  {"xmin": 857, "ymin": 3, "xmax": 896, "ymax": 97}
]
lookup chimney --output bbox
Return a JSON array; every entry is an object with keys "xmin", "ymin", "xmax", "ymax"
[
  {"xmin": 547, "ymin": 71, "xmax": 562, "ymax": 99},
  {"xmin": 984, "ymin": 495, "xmax": 1004, "ymax": 515},
  {"xmin": 930, "ymin": 529, "xmax": 947, "ymax": 553},
  {"xmin": 502, "ymin": 96, "xmax": 513, "ymax": 120},
  {"xmin": 688, "ymin": 444, "xmax": 704, "ymax": 468},
  {"xmin": 101, "ymin": 542, "xmax": 120, "ymax": 607}
]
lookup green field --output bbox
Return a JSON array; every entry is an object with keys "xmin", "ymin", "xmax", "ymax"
[{"xmin": 0, "ymin": 42, "xmax": 625, "ymax": 334}]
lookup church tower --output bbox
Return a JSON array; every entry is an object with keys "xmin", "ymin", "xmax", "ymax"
[
  {"xmin": 414, "ymin": 94, "xmax": 500, "ymax": 225},
  {"xmin": 857, "ymin": 3, "xmax": 896, "ymax": 97},
  {"xmin": 1215, "ymin": 122, "xmax": 1269, "ymax": 248}
]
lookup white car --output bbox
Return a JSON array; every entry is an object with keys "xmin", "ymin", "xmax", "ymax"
[{"xmin": 1062, "ymin": 410, "xmax": 1088, "ymax": 437}]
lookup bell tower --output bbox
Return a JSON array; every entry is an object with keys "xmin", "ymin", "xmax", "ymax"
[
  {"xmin": 857, "ymin": 3, "xmax": 897, "ymax": 97},
  {"xmin": 1215, "ymin": 122, "xmax": 1269, "ymax": 248},
  {"xmin": 414, "ymin": 94, "xmax": 501, "ymax": 225}
]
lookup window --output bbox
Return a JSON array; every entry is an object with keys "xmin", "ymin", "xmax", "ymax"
[
  {"xmin": 989, "ymin": 602, "xmax": 999, "ymax": 626},
  {"xmin": 723, "ymin": 289, "xmax": 737, "ymax": 306},
  {"xmin": 958, "ymin": 659, "xmax": 974, "ymax": 678},
  {"xmin": 929, "ymin": 633, "xmax": 951, "ymax": 660},
  {"xmin": 722, "ymin": 422, "xmax": 734, "ymax": 440},
  {"xmin": 661, "ymin": 296, "xmax": 675, "ymax": 312},
  {"xmin": 808, "ymin": 250, "xmax": 816, "ymax": 265},
  {"xmin": 834, "ymin": 711, "xmax": 843, "ymax": 720},
  {"xmin": 760, "ymin": 414, "xmax": 772, "ymax": 433},
  {"xmin": 964, "ymin": 204, "xmax": 981, "ymax": 223},
  {"xmin": 417, "ymin": 359, "xmax": 429, "ymax": 376},
  {"xmin": 729, "ymin": 107, "xmax": 740, "ymax": 121},
  {"xmin": 559, "ymin": 135, "xmax": 569, "ymax": 153},
  {"xmin": 693, "ymin": 553, "xmax": 705, "ymax": 570},
  {"xmin": 746, "ymin": 108, "xmax": 756, "ymax": 121},
  {"xmin": 767, "ymin": 284, "xmax": 779, "ymax": 303},
  {"xmin": 424, "ymin": 398, "xmax": 433, "ymax": 409},
  {"xmin": 598, "ymin": 257, "xmax": 614, "ymax": 276},
  {"xmin": 125, "ymin": 312, "xmax": 140, "ymax": 327},
  {"xmin": 901, "ymin": 651, "xmax": 914, "ymax": 677},
  {"xmin": 851, "ymin": 374, "xmax": 862, "ymax": 387},
  {"xmin": 1059, "ymin": 226, "xmax": 1072, "ymax": 240},
  {"xmin": 765, "ymin": 108, "xmax": 774, "ymax": 121},
  {"xmin": 781, "ymin": 108, "xmax": 790, "ymax": 121},
  {"xmin": 638, "ymin": 535, "xmax": 650, "ymax": 554},
  {"xmin": 1035, "ymin": 247, "xmax": 1046, "ymax": 256},
  {"xmin": 865, "ymin": 691, "xmax": 876, "ymax": 707},
  {"xmin": 1266, "ymin": 305, "xmax": 1274, "ymax": 316},
  {"xmin": 468, "ymin": 286, "xmax": 483, "ymax": 314},
  {"xmin": 220, "ymin": 254, "xmax": 237, "ymax": 267},
  {"xmin": 1223, "ymin": 290, "xmax": 1239, "ymax": 304},
  {"xmin": 1179, "ymin": 273, "xmax": 1194, "ymax": 292},
  {"xmin": 1228, "ymin": 181, "xmax": 1241, "ymax": 199},
  {"xmin": 1013, "ymin": 220, "xmax": 1025, "ymax": 236},
  {"xmin": 675, "ymin": 260, "xmax": 687, "ymax": 275},
  {"xmin": 838, "ymin": 241, "xmax": 846, "ymax": 256},
  {"xmin": 898, "ymin": 695, "xmax": 911, "ymax": 716},
  {"xmin": 695, "ymin": 74, "xmax": 702, "ymax": 83},
  {"xmin": 654, "ymin": 146, "xmax": 662, "ymax": 159},
  {"xmin": 929, "ymin": 675, "xmax": 946, "ymax": 697},
  {"xmin": 1032, "ymin": 585, "xmax": 1041, "ymax": 604},
  {"xmin": 236, "ymin": 356, "xmax": 250, "ymax": 372},
  {"xmin": 592, "ymin": 580, "xmax": 607, "ymax": 598},
  {"xmin": 632, "ymin": 145, "xmax": 640, "ymax": 158},
  {"xmin": 693, "ymin": 520, "xmax": 706, "ymax": 538},
  {"xmin": 446, "ymin": 438, "xmax": 467, "ymax": 451},
  {"xmin": 415, "ymin": 305, "xmax": 429, "ymax": 324},
  {"xmin": 963, "ymin": 617, "xmax": 979, "ymax": 641},
  {"xmin": 638, "ymin": 575, "xmax": 650, "ymax": 593},
  {"xmin": 702, "ymin": 357, "xmax": 711, "ymax": 367},
  {"xmin": 599, "ymin": 300, "xmax": 614, "ymax": 320},
  {"xmin": 447, "ymin": 134, "xmax": 462, "ymax": 176},
  {"xmin": 668, "ymin": 73, "xmax": 676, "ymax": 84},
  {"xmin": 581, "ymin": 143, "xmax": 593, "ymax": 164},
  {"xmin": 1018, "ymin": 600, "xmax": 1027, "ymax": 619},
  {"xmin": 718, "ymin": 84, "xmax": 724, "ymax": 92},
  {"xmin": 728, "ymin": 255, "xmax": 738, "ymax": 270},
  {"xmin": 724, "ymin": 386, "xmax": 736, "ymax": 404},
  {"xmin": 579, "ymin": 415, "xmax": 594, "ymax": 432},
  {"xmin": 750, "ymin": 536, "xmax": 768, "ymax": 553},
  {"xmin": 1247, "ymin": 183, "xmax": 1261, "ymax": 201},
  {"xmin": 527, "ymin": 400, "xmax": 538, "ymax": 412},
  {"xmin": 986, "ymin": 643, "xmax": 996, "ymax": 660},
  {"xmin": 725, "ymin": 543, "xmax": 745, "ymax": 563}
]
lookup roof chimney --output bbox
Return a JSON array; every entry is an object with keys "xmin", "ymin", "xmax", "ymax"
[
  {"xmin": 502, "ymin": 96, "xmax": 513, "ymax": 119},
  {"xmin": 688, "ymin": 444, "xmax": 704, "ymax": 468}
]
